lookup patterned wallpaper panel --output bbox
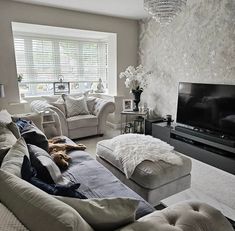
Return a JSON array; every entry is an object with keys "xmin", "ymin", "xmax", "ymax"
[{"xmin": 139, "ymin": 0, "xmax": 235, "ymax": 119}]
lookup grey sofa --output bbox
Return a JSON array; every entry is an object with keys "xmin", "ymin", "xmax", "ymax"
[
  {"xmin": 30, "ymin": 96, "xmax": 115, "ymax": 139},
  {"xmin": 0, "ymin": 111, "xmax": 233, "ymax": 231}
]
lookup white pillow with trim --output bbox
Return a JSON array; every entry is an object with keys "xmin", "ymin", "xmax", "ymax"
[
  {"xmin": 0, "ymin": 170, "xmax": 94, "ymax": 231},
  {"xmin": 55, "ymin": 196, "xmax": 139, "ymax": 231},
  {"xmin": 1, "ymin": 137, "xmax": 29, "ymax": 178}
]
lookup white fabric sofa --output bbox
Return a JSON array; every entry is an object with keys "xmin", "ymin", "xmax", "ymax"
[{"xmin": 30, "ymin": 95, "xmax": 115, "ymax": 139}]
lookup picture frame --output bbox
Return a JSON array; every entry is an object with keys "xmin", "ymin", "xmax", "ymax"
[
  {"xmin": 53, "ymin": 82, "xmax": 70, "ymax": 95},
  {"xmin": 123, "ymin": 99, "xmax": 133, "ymax": 111}
]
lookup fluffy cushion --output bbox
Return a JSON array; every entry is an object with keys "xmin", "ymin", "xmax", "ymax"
[
  {"xmin": 28, "ymin": 144, "xmax": 55, "ymax": 184},
  {"xmin": 0, "ymin": 169, "xmax": 94, "ymax": 231},
  {"xmin": 1, "ymin": 138, "xmax": 29, "ymax": 177},
  {"xmin": 22, "ymin": 155, "xmax": 87, "ymax": 199},
  {"xmin": 12, "ymin": 112, "xmax": 43, "ymax": 132},
  {"xmin": 62, "ymin": 94, "xmax": 89, "ymax": 117},
  {"xmin": 16, "ymin": 119, "xmax": 49, "ymax": 152},
  {"xmin": 55, "ymin": 196, "xmax": 139, "ymax": 231},
  {"xmin": 0, "ymin": 126, "xmax": 17, "ymax": 165}
]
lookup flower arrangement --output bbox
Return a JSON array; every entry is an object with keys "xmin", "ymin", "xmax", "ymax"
[{"xmin": 119, "ymin": 65, "xmax": 151, "ymax": 92}]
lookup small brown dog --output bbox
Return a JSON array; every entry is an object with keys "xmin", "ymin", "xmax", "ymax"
[{"xmin": 48, "ymin": 137, "xmax": 86, "ymax": 169}]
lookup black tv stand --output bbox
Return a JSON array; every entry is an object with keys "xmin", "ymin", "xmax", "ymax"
[
  {"xmin": 152, "ymin": 122, "xmax": 235, "ymax": 175},
  {"xmin": 175, "ymin": 126, "xmax": 235, "ymax": 148}
]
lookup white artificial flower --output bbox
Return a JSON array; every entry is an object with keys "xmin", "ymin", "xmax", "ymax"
[{"xmin": 119, "ymin": 65, "xmax": 151, "ymax": 91}]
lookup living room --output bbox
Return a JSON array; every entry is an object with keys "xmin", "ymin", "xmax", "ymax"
[{"xmin": 0, "ymin": 0, "xmax": 234, "ymax": 230}]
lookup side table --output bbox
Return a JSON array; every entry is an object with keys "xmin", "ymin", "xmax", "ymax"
[
  {"xmin": 120, "ymin": 111, "xmax": 147, "ymax": 134},
  {"xmin": 42, "ymin": 110, "xmax": 62, "ymax": 138}
]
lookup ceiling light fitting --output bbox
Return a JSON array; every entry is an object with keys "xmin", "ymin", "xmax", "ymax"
[{"xmin": 144, "ymin": 0, "xmax": 187, "ymax": 24}]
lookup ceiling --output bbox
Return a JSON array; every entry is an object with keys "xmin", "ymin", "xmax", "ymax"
[{"xmin": 12, "ymin": 0, "xmax": 149, "ymax": 20}]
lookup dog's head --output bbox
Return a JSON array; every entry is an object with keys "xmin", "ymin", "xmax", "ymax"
[{"xmin": 50, "ymin": 150, "xmax": 71, "ymax": 169}]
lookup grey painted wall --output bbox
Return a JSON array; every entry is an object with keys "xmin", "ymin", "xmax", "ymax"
[
  {"xmin": 139, "ymin": 0, "xmax": 235, "ymax": 120},
  {"xmin": 0, "ymin": 0, "xmax": 138, "ymax": 113}
]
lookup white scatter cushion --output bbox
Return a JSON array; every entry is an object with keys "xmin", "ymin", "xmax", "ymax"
[
  {"xmin": 0, "ymin": 170, "xmax": 94, "ymax": 231},
  {"xmin": 86, "ymin": 97, "xmax": 96, "ymax": 114},
  {"xmin": 0, "ymin": 109, "xmax": 12, "ymax": 125},
  {"xmin": 7, "ymin": 122, "xmax": 21, "ymax": 139},
  {"xmin": 55, "ymin": 196, "xmax": 139, "ymax": 231},
  {"xmin": 36, "ymin": 155, "xmax": 64, "ymax": 184},
  {"xmin": 0, "ymin": 126, "xmax": 17, "ymax": 165},
  {"xmin": 63, "ymin": 95, "xmax": 90, "ymax": 117},
  {"xmin": 1, "ymin": 138, "xmax": 29, "ymax": 178}
]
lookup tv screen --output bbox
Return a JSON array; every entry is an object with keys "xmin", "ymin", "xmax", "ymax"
[{"xmin": 176, "ymin": 82, "xmax": 235, "ymax": 138}]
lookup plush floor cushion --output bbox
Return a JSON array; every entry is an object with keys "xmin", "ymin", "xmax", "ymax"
[
  {"xmin": 0, "ymin": 110, "xmax": 12, "ymax": 125},
  {"xmin": 1, "ymin": 138, "xmax": 29, "ymax": 178},
  {"xmin": 115, "ymin": 201, "xmax": 234, "ymax": 231},
  {"xmin": 7, "ymin": 122, "xmax": 21, "ymax": 139},
  {"xmin": 0, "ymin": 126, "xmax": 17, "ymax": 165},
  {"xmin": 55, "ymin": 196, "xmax": 139, "ymax": 231},
  {"xmin": 0, "ymin": 170, "xmax": 94, "ymax": 231}
]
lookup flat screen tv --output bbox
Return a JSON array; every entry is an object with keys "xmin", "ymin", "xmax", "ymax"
[{"xmin": 176, "ymin": 82, "xmax": 235, "ymax": 138}]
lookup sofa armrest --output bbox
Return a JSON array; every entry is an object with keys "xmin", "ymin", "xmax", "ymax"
[
  {"xmin": 30, "ymin": 100, "xmax": 68, "ymax": 137},
  {"xmin": 116, "ymin": 201, "xmax": 233, "ymax": 231},
  {"xmin": 93, "ymin": 98, "xmax": 115, "ymax": 135}
]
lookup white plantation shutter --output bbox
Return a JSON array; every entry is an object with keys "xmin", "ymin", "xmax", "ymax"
[{"xmin": 13, "ymin": 34, "xmax": 108, "ymax": 95}]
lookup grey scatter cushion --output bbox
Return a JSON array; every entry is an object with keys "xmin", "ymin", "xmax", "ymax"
[
  {"xmin": 51, "ymin": 97, "xmax": 66, "ymax": 115},
  {"xmin": 1, "ymin": 137, "xmax": 29, "ymax": 178},
  {"xmin": 7, "ymin": 122, "xmax": 21, "ymax": 139},
  {"xmin": 0, "ymin": 126, "xmax": 17, "ymax": 165},
  {"xmin": 36, "ymin": 155, "xmax": 64, "ymax": 184},
  {"xmin": 62, "ymin": 94, "xmax": 89, "ymax": 117},
  {"xmin": 86, "ymin": 97, "xmax": 96, "ymax": 114},
  {"xmin": 0, "ymin": 170, "xmax": 94, "ymax": 231},
  {"xmin": 55, "ymin": 196, "xmax": 139, "ymax": 231}
]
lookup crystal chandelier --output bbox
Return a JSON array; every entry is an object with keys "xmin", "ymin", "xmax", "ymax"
[{"xmin": 144, "ymin": 0, "xmax": 187, "ymax": 24}]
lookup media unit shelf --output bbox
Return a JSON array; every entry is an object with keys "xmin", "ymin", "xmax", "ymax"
[{"xmin": 152, "ymin": 122, "xmax": 235, "ymax": 175}]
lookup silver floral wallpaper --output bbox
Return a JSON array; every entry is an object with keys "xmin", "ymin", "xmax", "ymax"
[{"xmin": 139, "ymin": 0, "xmax": 235, "ymax": 119}]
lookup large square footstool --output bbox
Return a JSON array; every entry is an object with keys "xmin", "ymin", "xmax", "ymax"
[{"xmin": 96, "ymin": 138, "xmax": 192, "ymax": 206}]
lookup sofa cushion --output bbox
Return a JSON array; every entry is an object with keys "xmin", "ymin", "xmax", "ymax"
[
  {"xmin": 55, "ymin": 196, "xmax": 139, "ymax": 231},
  {"xmin": 67, "ymin": 115, "xmax": 98, "ymax": 129},
  {"xmin": 97, "ymin": 139, "xmax": 191, "ymax": 189},
  {"xmin": 86, "ymin": 97, "xmax": 96, "ymax": 114},
  {"xmin": 22, "ymin": 155, "xmax": 87, "ymax": 199},
  {"xmin": 16, "ymin": 119, "xmax": 49, "ymax": 152},
  {"xmin": 28, "ymin": 144, "xmax": 55, "ymax": 184},
  {"xmin": 0, "ymin": 169, "xmax": 94, "ymax": 231},
  {"xmin": 0, "ymin": 109, "xmax": 12, "ymax": 125},
  {"xmin": 12, "ymin": 112, "xmax": 43, "ymax": 132},
  {"xmin": 63, "ymin": 94, "xmax": 89, "ymax": 117},
  {"xmin": 0, "ymin": 126, "xmax": 17, "ymax": 165},
  {"xmin": 7, "ymin": 122, "xmax": 21, "ymax": 139},
  {"xmin": 1, "ymin": 138, "xmax": 29, "ymax": 178}
]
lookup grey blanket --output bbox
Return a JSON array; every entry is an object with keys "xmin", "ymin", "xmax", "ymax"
[{"xmin": 62, "ymin": 137, "xmax": 155, "ymax": 219}]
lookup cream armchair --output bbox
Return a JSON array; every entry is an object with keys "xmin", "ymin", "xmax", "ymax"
[{"xmin": 30, "ymin": 97, "xmax": 115, "ymax": 139}]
